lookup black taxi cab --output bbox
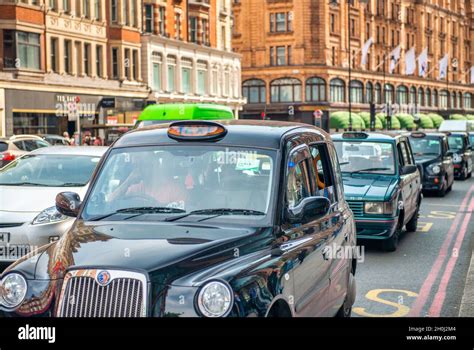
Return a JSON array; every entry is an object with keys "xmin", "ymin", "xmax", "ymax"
[
  {"xmin": 332, "ymin": 132, "xmax": 422, "ymax": 252},
  {"xmin": 446, "ymin": 132, "xmax": 473, "ymax": 180},
  {"xmin": 408, "ymin": 132, "xmax": 454, "ymax": 197},
  {"xmin": 0, "ymin": 120, "xmax": 357, "ymax": 318}
]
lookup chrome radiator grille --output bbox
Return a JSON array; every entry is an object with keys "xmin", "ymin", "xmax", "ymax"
[
  {"xmin": 57, "ymin": 270, "xmax": 147, "ymax": 317},
  {"xmin": 347, "ymin": 201, "xmax": 364, "ymax": 217}
]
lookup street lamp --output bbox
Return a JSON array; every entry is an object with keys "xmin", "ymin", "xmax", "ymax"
[{"xmin": 329, "ymin": 0, "xmax": 368, "ymax": 131}]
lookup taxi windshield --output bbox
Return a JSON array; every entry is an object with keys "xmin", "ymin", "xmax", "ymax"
[
  {"xmin": 334, "ymin": 141, "xmax": 396, "ymax": 175},
  {"xmin": 448, "ymin": 135, "xmax": 465, "ymax": 151},
  {"xmin": 82, "ymin": 145, "xmax": 276, "ymax": 224},
  {"xmin": 409, "ymin": 137, "xmax": 441, "ymax": 157}
]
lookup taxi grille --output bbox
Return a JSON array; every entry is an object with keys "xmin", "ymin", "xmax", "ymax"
[
  {"xmin": 58, "ymin": 271, "xmax": 146, "ymax": 317},
  {"xmin": 347, "ymin": 201, "xmax": 364, "ymax": 217}
]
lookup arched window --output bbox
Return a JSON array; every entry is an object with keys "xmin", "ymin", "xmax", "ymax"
[
  {"xmin": 426, "ymin": 88, "xmax": 431, "ymax": 107},
  {"xmin": 457, "ymin": 92, "xmax": 462, "ymax": 109},
  {"xmin": 439, "ymin": 90, "xmax": 448, "ymax": 108},
  {"xmin": 464, "ymin": 93, "xmax": 472, "ymax": 109},
  {"xmin": 433, "ymin": 89, "xmax": 438, "ymax": 107},
  {"xmin": 270, "ymin": 78, "xmax": 302, "ymax": 103},
  {"xmin": 374, "ymin": 83, "xmax": 382, "ymax": 104},
  {"xmin": 330, "ymin": 78, "xmax": 345, "ymax": 103},
  {"xmin": 242, "ymin": 79, "xmax": 266, "ymax": 104},
  {"xmin": 409, "ymin": 86, "xmax": 417, "ymax": 105},
  {"xmin": 451, "ymin": 91, "xmax": 456, "ymax": 109},
  {"xmin": 305, "ymin": 77, "xmax": 326, "ymax": 102},
  {"xmin": 366, "ymin": 82, "xmax": 374, "ymax": 104},
  {"xmin": 396, "ymin": 85, "xmax": 408, "ymax": 105},
  {"xmin": 349, "ymin": 80, "xmax": 364, "ymax": 103},
  {"xmin": 384, "ymin": 84, "xmax": 394, "ymax": 104},
  {"xmin": 418, "ymin": 87, "xmax": 424, "ymax": 106}
]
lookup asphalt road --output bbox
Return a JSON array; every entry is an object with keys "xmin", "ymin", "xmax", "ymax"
[{"xmin": 353, "ymin": 176, "xmax": 474, "ymax": 317}]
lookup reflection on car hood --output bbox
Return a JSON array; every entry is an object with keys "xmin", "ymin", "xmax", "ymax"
[
  {"xmin": 342, "ymin": 175, "xmax": 397, "ymax": 201},
  {"xmin": 414, "ymin": 155, "xmax": 440, "ymax": 166},
  {"xmin": 34, "ymin": 221, "xmax": 274, "ymax": 285},
  {"xmin": 0, "ymin": 185, "xmax": 88, "ymax": 213}
]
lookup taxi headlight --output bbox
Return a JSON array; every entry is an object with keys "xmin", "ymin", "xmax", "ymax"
[
  {"xmin": 430, "ymin": 164, "xmax": 441, "ymax": 175},
  {"xmin": 0, "ymin": 273, "xmax": 27, "ymax": 309},
  {"xmin": 453, "ymin": 153, "xmax": 462, "ymax": 163},
  {"xmin": 32, "ymin": 206, "xmax": 68, "ymax": 225},
  {"xmin": 364, "ymin": 201, "xmax": 395, "ymax": 215},
  {"xmin": 197, "ymin": 281, "xmax": 233, "ymax": 317}
]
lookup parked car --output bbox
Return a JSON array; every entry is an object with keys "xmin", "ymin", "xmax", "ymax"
[
  {"xmin": 332, "ymin": 132, "xmax": 422, "ymax": 252},
  {"xmin": 0, "ymin": 135, "xmax": 50, "ymax": 168},
  {"xmin": 0, "ymin": 120, "xmax": 357, "ymax": 318},
  {"xmin": 0, "ymin": 146, "xmax": 107, "ymax": 263},
  {"xmin": 446, "ymin": 132, "xmax": 473, "ymax": 180},
  {"xmin": 39, "ymin": 134, "xmax": 70, "ymax": 146},
  {"xmin": 408, "ymin": 132, "xmax": 454, "ymax": 197}
]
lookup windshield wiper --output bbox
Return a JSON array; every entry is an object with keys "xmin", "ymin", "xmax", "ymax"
[
  {"xmin": 164, "ymin": 208, "xmax": 266, "ymax": 222},
  {"xmin": 0, "ymin": 182, "xmax": 48, "ymax": 186},
  {"xmin": 351, "ymin": 167, "xmax": 391, "ymax": 174},
  {"xmin": 60, "ymin": 182, "xmax": 87, "ymax": 187},
  {"xmin": 88, "ymin": 207, "xmax": 186, "ymax": 221}
]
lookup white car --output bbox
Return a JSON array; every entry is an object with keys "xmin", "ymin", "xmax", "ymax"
[{"xmin": 0, "ymin": 146, "xmax": 107, "ymax": 262}]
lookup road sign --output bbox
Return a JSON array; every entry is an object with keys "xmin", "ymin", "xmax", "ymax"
[{"xmin": 313, "ymin": 109, "xmax": 323, "ymax": 119}]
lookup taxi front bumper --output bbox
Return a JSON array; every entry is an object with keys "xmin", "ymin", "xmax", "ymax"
[{"xmin": 354, "ymin": 217, "xmax": 398, "ymax": 240}]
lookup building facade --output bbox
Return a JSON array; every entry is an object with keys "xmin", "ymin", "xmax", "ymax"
[
  {"xmin": 141, "ymin": 0, "xmax": 244, "ymax": 114},
  {"xmin": 233, "ymin": 0, "xmax": 474, "ymax": 123}
]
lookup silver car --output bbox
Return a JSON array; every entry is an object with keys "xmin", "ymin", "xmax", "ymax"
[{"xmin": 0, "ymin": 146, "xmax": 107, "ymax": 262}]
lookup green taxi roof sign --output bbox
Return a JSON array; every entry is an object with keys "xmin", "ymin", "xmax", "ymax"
[{"xmin": 138, "ymin": 103, "xmax": 234, "ymax": 122}]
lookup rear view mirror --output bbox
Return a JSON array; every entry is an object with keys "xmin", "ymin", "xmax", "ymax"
[
  {"xmin": 287, "ymin": 196, "xmax": 331, "ymax": 224},
  {"xmin": 400, "ymin": 165, "xmax": 418, "ymax": 175},
  {"xmin": 56, "ymin": 192, "xmax": 82, "ymax": 217}
]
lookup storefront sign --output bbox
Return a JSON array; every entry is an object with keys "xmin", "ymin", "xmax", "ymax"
[
  {"xmin": 107, "ymin": 116, "xmax": 118, "ymax": 125},
  {"xmin": 101, "ymin": 98, "xmax": 116, "ymax": 108}
]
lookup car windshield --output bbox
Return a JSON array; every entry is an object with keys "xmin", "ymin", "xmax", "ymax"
[
  {"xmin": 448, "ymin": 136, "xmax": 465, "ymax": 151},
  {"xmin": 82, "ymin": 146, "xmax": 276, "ymax": 224},
  {"xmin": 334, "ymin": 141, "xmax": 395, "ymax": 174},
  {"xmin": 409, "ymin": 137, "xmax": 441, "ymax": 157},
  {"xmin": 0, "ymin": 154, "xmax": 101, "ymax": 186},
  {"xmin": 469, "ymin": 135, "xmax": 474, "ymax": 146}
]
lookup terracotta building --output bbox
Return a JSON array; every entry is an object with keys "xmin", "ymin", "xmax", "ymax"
[{"xmin": 233, "ymin": 0, "xmax": 474, "ymax": 123}]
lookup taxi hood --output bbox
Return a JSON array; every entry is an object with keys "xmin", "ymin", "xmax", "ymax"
[
  {"xmin": 342, "ymin": 175, "xmax": 398, "ymax": 201},
  {"xmin": 33, "ymin": 220, "xmax": 274, "ymax": 285}
]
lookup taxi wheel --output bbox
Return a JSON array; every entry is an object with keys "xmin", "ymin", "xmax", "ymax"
[
  {"xmin": 438, "ymin": 177, "xmax": 448, "ymax": 197},
  {"xmin": 460, "ymin": 167, "xmax": 468, "ymax": 180},
  {"xmin": 382, "ymin": 218, "xmax": 402, "ymax": 252},
  {"xmin": 406, "ymin": 206, "xmax": 420, "ymax": 232},
  {"xmin": 336, "ymin": 272, "xmax": 355, "ymax": 318}
]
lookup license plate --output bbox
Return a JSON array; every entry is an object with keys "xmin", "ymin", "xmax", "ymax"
[
  {"xmin": 0, "ymin": 232, "xmax": 9, "ymax": 243},
  {"xmin": 0, "ymin": 245, "xmax": 31, "ymax": 260}
]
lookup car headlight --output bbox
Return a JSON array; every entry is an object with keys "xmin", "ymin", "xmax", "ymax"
[
  {"xmin": 0, "ymin": 273, "xmax": 27, "ymax": 309},
  {"xmin": 453, "ymin": 153, "xmax": 462, "ymax": 163},
  {"xmin": 197, "ymin": 281, "xmax": 233, "ymax": 317},
  {"xmin": 430, "ymin": 164, "xmax": 441, "ymax": 175},
  {"xmin": 32, "ymin": 206, "xmax": 68, "ymax": 225},
  {"xmin": 364, "ymin": 201, "xmax": 395, "ymax": 215}
]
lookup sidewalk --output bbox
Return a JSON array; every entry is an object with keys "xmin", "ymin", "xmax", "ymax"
[{"xmin": 459, "ymin": 231, "xmax": 474, "ymax": 316}]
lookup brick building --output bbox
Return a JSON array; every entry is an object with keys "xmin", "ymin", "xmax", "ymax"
[{"xmin": 233, "ymin": 0, "xmax": 474, "ymax": 124}]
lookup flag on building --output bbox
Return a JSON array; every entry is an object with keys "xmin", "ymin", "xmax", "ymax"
[
  {"xmin": 438, "ymin": 54, "xmax": 449, "ymax": 80},
  {"xmin": 361, "ymin": 37, "xmax": 374, "ymax": 66},
  {"xmin": 405, "ymin": 47, "xmax": 416, "ymax": 75},
  {"xmin": 417, "ymin": 48, "xmax": 428, "ymax": 77},
  {"xmin": 389, "ymin": 45, "xmax": 401, "ymax": 74}
]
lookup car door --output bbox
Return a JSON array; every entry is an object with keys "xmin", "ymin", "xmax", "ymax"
[
  {"xmin": 281, "ymin": 143, "xmax": 332, "ymax": 317},
  {"xmin": 308, "ymin": 141, "xmax": 351, "ymax": 316},
  {"xmin": 442, "ymin": 137, "xmax": 454, "ymax": 184},
  {"xmin": 397, "ymin": 140, "xmax": 414, "ymax": 222}
]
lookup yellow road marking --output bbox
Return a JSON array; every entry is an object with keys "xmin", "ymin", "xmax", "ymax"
[
  {"xmin": 353, "ymin": 289, "xmax": 419, "ymax": 317},
  {"xmin": 426, "ymin": 211, "xmax": 456, "ymax": 219},
  {"xmin": 417, "ymin": 222, "xmax": 433, "ymax": 233}
]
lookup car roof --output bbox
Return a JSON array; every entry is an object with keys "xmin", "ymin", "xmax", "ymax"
[
  {"xmin": 407, "ymin": 132, "xmax": 447, "ymax": 138},
  {"xmin": 114, "ymin": 120, "xmax": 323, "ymax": 149},
  {"xmin": 332, "ymin": 131, "xmax": 403, "ymax": 142},
  {"xmin": 28, "ymin": 146, "xmax": 108, "ymax": 156}
]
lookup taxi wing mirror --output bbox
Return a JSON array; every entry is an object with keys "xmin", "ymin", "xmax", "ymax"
[
  {"xmin": 400, "ymin": 165, "xmax": 418, "ymax": 175},
  {"xmin": 287, "ymin": 196, "xmax": 331, "ymax": 224},
  {"xmin": 56, "ymin": 192, "xmax": 82, "ymax": 217}
]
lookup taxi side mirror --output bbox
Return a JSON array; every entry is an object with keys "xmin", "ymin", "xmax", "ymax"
[
  {"xmin": 400, "ymin": 165, "xmax": 418, "ymax": 175},
  {"xmin": 56, "ymin": 192, "xmax": 82, "ymax": 218},
  {"xmin": 287, "ymin": 196, "xmax": 331, "ymax": 224}
]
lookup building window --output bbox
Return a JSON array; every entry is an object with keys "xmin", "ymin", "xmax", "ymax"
[
  {"xmin": 132, "ymin": 49, "xmax": 138, "ymax": 81},
  {"xmin": 464, "ymin": 93, "xmax": 472, "ymax": 109},
  {"xmin": 111, "ymin": 0, "xmax": 118, "ymax": 23},
  {"xmin": 384, "ymin": 84, "xmax": 394, "ymax": 104},
  {"xmin": 189, "ymin": 17, "xmax": 198, "ymax": 43},
  {"xmin": 64, "ymin": 39, "xmax": 72, "ymax": 74},
  {"xmin": 83, "ymin": 0, "xmax": 90, "ymax": 19},
  {"xmin": 433, "ymin": 89, "xmax": 438, "ymax": 107},
  {"xmin": 124, "ymin": 48, "xmax": 130, "ymax": 79},
  {"xmin": 270, "ymin": 12, "xmax": 292, "ymax": 33},
  {"xmin": 457, "ymin": 92, "xmax": 462, "ymax": 109},
  {"xmin": 306, "ymin": 77, "xmax": 326, "ymax": 102},
  {"xmin": 270, "ymin": 78, "xmax": 302, "ymax": 103},
  {"xmin": 350, "ymin": 80, "xmax": 364, "ymax": 103},
  {"xmin": 212, "ymin": 66, "xmax": 219, "ymax": 95},
  {"xmin": 197, "ymin": 61, "xmax": 208, "ymax": 95},
  {"xmin": 144, "ymin": 5, "xmax": 153, "ymax": 33},
  {"xmin": 272, "ymin": 46, "xmax": 286, "ymax": 66},
  {"xmin": 152, "ymin": 52, "xmax": 162, "ymax": 91},
  {"xmin": 94, "ymin": 0, "xmax": 100, "ymax": 20},
  {"xmin": 418, "ymin": 88, "xmax": 424, "ymax": 106},
  {"xmin": 396, "ymin": 85, "xmax": 408, "ymax": 105},
  {"xmin": 131, "ymin": 0, "xmax": 136, "ymax": 27},
  {"xmin": 167, "ymin": 55, "xmax": 176, "ymax": 92},
  {"xmin": 330, "ymin": 14, "xmax": 335, "ymax": 33},
  {"xmin": 409, "ymin": 86, "xmax": 417, "ymax": 105},
  {"xmin": 375, "ymin": 83, "xmax": 382, "ymax": 104},
  {"xmin": 63, "ymin": 0, "xmax": 70, "ymax": 13},
  {"xmin": 201, "ymin": 19, "xmax": 209, "ymax": 45},
  {"xmin": 330, "ymin": 78, "xmax": 345, "ymax": 103},
  {"xmin": 112, "ymin": 47, "xmax": 119, "ymax": 79},
  {"xmin": 159, "ymin": 7, "xmax": 166, "ymax": 35},
  {"xmin": 3, "ymin": 31, "xmax": 41, "ymax": 70},
  {"xmin": 439, "ymin": 90, "xmax": 448, "ymax": 108},
  {"xmin": 181, "ymin": 58, "xmax": 193, "ymax": 94},
  {"xmin": 223, "ymin": 69, "xmax": 230, "ymax": 96},
  {"xmin": 49, "ymin": 0, "xmax": 57, "ymax": 10},
  {"xmin": 123, "ymin": 0, "xmax": 129, "ymax": 25},
  {"xmin": 96, "ymin": 45, "xmax": 102, "ymax": 77},
  {"xmin": 243, "ymin": 79, "xmax": 266, "ymax": 104},
  {"xmin": 426, "ymin": 88, "xmax": 432, "ymax": 107},
  {"xmin": 50, "ymin": 37, "xmax": 58, "ymax": 73},
  {"xmin": 366, "ymin": 82, "xmax": 373, "ymax": 103},
  {"xmin": 84, "ymin": 43, "xmax": 91, "ymax": 76}
]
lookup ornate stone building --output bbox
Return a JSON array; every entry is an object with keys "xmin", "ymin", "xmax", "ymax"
[{"xmin": 233, "ymin": 0, "xmax": 474, "ymax": 123}]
